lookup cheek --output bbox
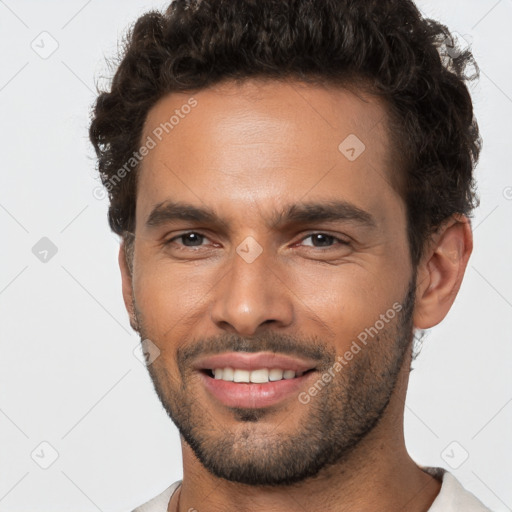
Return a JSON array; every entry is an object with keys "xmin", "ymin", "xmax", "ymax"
[
  {"xmin": 134, "ymin": 250, "xmax": 223, "ymax": 336},
  {"xmin": 287, "ymin": 261, "xmax": 406, "ymax": 350}
]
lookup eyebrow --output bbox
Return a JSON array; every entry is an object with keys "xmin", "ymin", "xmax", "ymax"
[{"xmin": 145, "ymin": 199, "xmax": 376, "ymax": 230}]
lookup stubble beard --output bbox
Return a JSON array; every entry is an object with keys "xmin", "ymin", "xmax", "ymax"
[{"xmin": 135, "ymin": 278, "xmax": 416, "ymax": 486}]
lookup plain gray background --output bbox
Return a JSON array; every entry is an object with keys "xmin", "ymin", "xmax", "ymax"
[{"xmin": 0, "ymin": 0, "xmax": 511, "ymax": 510}]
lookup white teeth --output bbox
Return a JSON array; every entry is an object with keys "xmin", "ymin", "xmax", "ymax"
[
  {"xmin": 268, "ymin": 368, "xmax": 284, "ymax": 381},
  {"xmin": 211, "ymin": 367, "xmax": 301, "ymax": 383},
  {"xmin": 233, "ymin": 369, "xmax": 250, "ymax": 382},
  {"xmin": 222, "ymin": 367, "xmax": 234, "ymax": 381},
  {"xmin": 250, "ymin": 369, "xmax": 269, "ymax": 383}
]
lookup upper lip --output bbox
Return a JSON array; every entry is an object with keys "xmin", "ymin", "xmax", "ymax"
[{"xmin": 192, "ymin": 352, "xmax": 318, "ymax": 373}]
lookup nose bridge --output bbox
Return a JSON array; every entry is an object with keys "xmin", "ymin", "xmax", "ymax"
[{"xmin": 210, "ymin": 242, "xmax": 293, "ymax": 335}]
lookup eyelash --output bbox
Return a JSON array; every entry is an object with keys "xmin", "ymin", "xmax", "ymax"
[{"xmin": 164, "ymin": 231, "xmax": 351, "ymax": 250}]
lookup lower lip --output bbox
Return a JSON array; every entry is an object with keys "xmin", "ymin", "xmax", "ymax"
[{"xmin": 199, "ymin": 371, "xmax": 315, "ymax": 409}]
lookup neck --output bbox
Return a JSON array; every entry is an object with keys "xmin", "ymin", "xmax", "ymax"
[{"xmin": 172, "ymin": 350, "xmax": 441, "ymax": 512}]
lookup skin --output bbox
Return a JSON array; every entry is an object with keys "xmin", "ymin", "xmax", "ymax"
[{"xmin": 118, "ymin": 79, "xmax": 473, "ymax": 512}]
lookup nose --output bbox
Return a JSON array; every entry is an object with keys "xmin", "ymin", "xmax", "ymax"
[{"xmin": 210, "ymin": 247, "xmax": 294, "ymax": 337}]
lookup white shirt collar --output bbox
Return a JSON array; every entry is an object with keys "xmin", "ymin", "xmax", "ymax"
[{"xmin": 132, "ymin": 469, "xmax": 492, "ymax": 511}]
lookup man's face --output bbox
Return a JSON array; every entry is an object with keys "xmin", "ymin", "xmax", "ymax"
[{"xmin": 126, "ymin": 79, "xmax": 415, "ymax": 485}]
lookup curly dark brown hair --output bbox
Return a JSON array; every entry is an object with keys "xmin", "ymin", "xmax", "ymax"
[{"xmin": 89, "ymin": 0, "xmax": 481, "ymax": 267}]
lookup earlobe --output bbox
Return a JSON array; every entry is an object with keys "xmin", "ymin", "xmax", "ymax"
[
  {"xmin": 413, "ymin": 215, "xmax": 473, "ymax": 329},
  {"xmin": 118, "ymin": 241, "xmax": 139, "ymax": 332}
]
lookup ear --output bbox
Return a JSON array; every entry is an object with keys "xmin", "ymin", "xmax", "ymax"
[
  {"xmin": 118, "ymin": 241, "xmax": 139, "ymax": 332},
  {"xmin": 413, "ymin": 215, "xmax": 473, "ymax": 329}
]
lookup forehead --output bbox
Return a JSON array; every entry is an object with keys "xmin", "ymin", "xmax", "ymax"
[{"xmin": 136, "ymin": 79, "xmax": 401, "ymax": 228}]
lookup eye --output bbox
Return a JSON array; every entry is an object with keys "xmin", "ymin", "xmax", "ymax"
[
  {"xmin": 299, "ymin": 233, "xmax": 350, "ymax": 249},
  {"xmin": 166, "ymin": 231, "xmax": 210, "ymax": 248}
]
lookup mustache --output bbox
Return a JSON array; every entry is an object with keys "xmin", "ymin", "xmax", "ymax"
[{"xmin": 177, "ymin": 331, "xmax": 334, "ymax": 370}]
